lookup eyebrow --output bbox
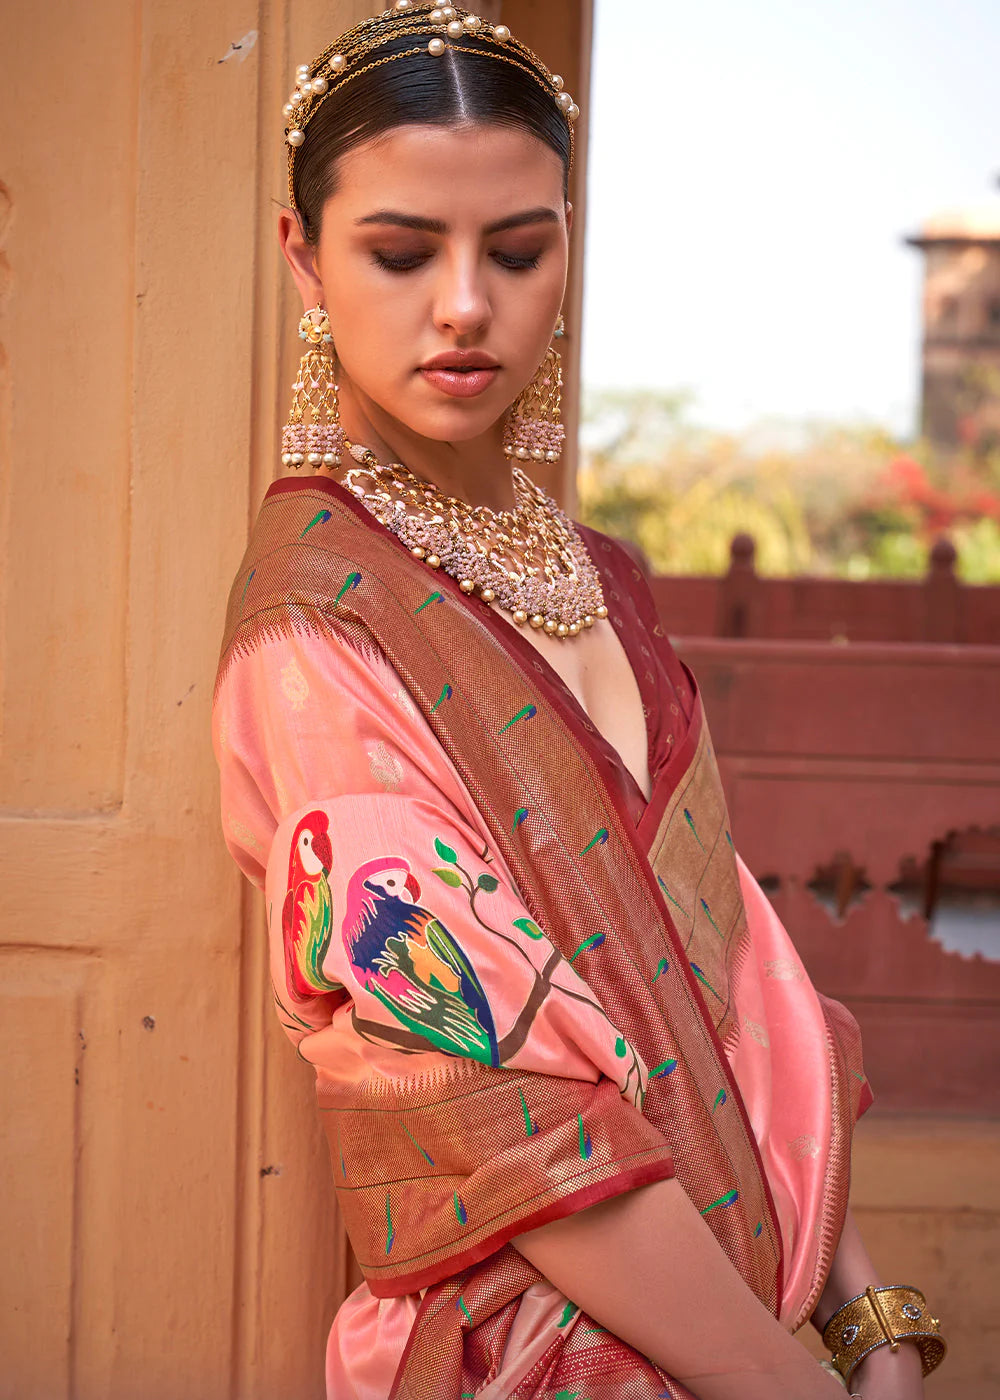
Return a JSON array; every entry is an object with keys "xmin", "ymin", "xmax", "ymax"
[{"xmin": 354, "ymin": 206, "xmax": 561, "ymax": 236}]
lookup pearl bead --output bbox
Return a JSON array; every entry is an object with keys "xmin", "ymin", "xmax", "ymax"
[
  {"xmin": 290, "ymin": 91, "xmax": 303, "ymax": 105},
  {"xmin": 287, "ymin": 128, "xmax": 305, "ymax": 146},
  {"xmin": 584, "ymin": 615, "xmax": 594, "ymax": 628},
  {"xmin": 311, "ymin": 76, "xmax": 328, "ymax": 95},
  {"xmin": 282, "ymin": 102, "xmax": 293, "ymax": 118},
  {"xmin": 281, "ymin": 452, "xmax": 293, "ymax": 466},
  {"xmin": 515, "ymin": 446, "xmax": 530, "ymax": 460},
  {"xmin": 556, "ymin": 91, "xmax": 573, "ymax": 112},
  {"xmin": 322, "ymin": 452, "xmax": 337, "ymax": 466},
  {"xmin": 596, "ymin": 605, "xmax": 609, "ymax": 620},
  {"xmin": 330, "ymin": 53, "xmax": 346, "ymax": 72},
  {"xmin": 447, "ymin": 19, "xmax": 464, "ymax": 37},
  {"xmin": 543, "ymin": 619, "xmax": 558, "ymax": 634},
  {"xmin": 459, "ymin": 578, "xmax": 475, "ymax": 594},
  {"xmin": 395, "ymin": 0, "xmax": 413, "ymax": 9},
  {"xmin": 290, "ymin": 452, "xmax": 305, "ymax": 465},
  {"xmin": 411, "ymin": 546, "xmax": 427, "ymax": 560},
  {"xmin": 463, "ymin": 14, "xmax": 481, "ymax": 30},
  {"xmin": 307, "ymin": 451, "xmax": 323, "ymax": 465},
  {"xmin": 441, "ymin": 5, "xmax": 456, "ymax": 17},
  {"xmin": 567, "ymin": 103, "xmax": 580, "ymax": 123},
  {"xmin": 530, "ymin": 448, "xmax": 545, "ymax": 461},
  {"xmin": 503, "ymin": 444, "xmax": 515, "ymax": 457},
  {"xmin": 552, "ymin": 74, "xmax": 565, "ymax": 90},
  {"xmin": 300, "ymin": 80, "xmax": 313, "ymax": 95},
  {"xmin": 494, "ymin": 24, "xmax": 511, "ymax": 42},
  {"xmin": 296, "ymin": 64, "xmax": 310, "ymax": 77},
  {"xmin": 512, "ymin": 610, "xmax": 529, "ymax": 626},
  {"xmin": 430, "ymin": 7, "xmax": 446, "ymax": 23},
  {"xmin": 426, "ymin": 554, "xmax": 441, "ymax": 569},
  {"xmin": 529, "ymin": 614, "xmax": 545, "ymax": 630},
  {"xmin": 556, "ymin": 623, "xmax": 569, "ymax": 638},
  {"xmin": 428, "ymin": 37, "xmax": 446, "ymax": 56},
  {"xmin": 480, "ymin": 588, "xmax": 496, "ymax": 603},
  {"xmin": 545, "ymin": 450, "xmax": 559, "ymax": 462},
  {"xmin": 569, "ymin": 622, "xmax": 581, "ymax": 636}
]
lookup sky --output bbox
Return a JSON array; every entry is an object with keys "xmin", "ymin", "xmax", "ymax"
[{"xmin": 582, "ymin": 0, "xmax": 1000, "ymax": 436}]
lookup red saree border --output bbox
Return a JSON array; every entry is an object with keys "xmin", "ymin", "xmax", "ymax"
[
  {"xmin": 244, "ymin": 475, "xmax": 785, "ymax": 1311},
  {"xmin": 364, "ymin": 1156, "xmax": 674, "ymax": 1300}
]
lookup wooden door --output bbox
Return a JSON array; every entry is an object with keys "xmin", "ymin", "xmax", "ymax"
[{"xmin": 0, "ymin": 2, "xmax": 591, "ymax": 1396}]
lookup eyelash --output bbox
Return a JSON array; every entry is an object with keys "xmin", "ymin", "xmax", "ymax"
[{"xmin": 371, "ymin": 250, "xmax": 541, "ymax": 274}]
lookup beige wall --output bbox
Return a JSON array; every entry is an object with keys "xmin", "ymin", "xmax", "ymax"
[{"xmin": 0, "ymin": 3, "xmax": 591, "ymax": 1397}]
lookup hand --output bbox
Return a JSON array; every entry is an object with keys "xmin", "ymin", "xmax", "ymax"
[{"xmin": 850, "ymin": 1341, "xmax": 925, "ymax": 1400}]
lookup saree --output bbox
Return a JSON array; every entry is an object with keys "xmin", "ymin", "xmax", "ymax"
[{"xmin": 213, "ymin": 474, "xmax": 872, "ymax": 1399}]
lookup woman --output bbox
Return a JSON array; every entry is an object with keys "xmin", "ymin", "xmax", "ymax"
[{"xmin": 213, "ymin": 6, "xmax": 946, "ymax": 1397}]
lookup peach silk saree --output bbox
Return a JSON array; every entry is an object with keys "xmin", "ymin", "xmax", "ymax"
[{"xmin": 213, "ymin": 475, "xmax": 872, "ymax": 1399}]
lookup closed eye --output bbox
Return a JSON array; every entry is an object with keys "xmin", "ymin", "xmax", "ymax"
[{"xmin": 371, "ymin": 249, "xmax": 543, "ymax": 274}]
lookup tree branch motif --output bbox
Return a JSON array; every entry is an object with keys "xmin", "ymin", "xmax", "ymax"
[{"xmin": 431, "ymin": 836, "xmax": 646, "ymax": 1102}]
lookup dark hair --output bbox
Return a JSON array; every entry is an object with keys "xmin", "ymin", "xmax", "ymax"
[{"xmin": 293, "ymin": 33, "xmax": 572, "ymax": 244}]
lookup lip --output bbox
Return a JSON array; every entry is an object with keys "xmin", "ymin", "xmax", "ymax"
[
  {"xmin": 418, "ymin": 366, "xmax": 500, "ymax": 399},
  {"xmin": 420, "ymin": 350, "xmax": 500, "ymax": 371}
]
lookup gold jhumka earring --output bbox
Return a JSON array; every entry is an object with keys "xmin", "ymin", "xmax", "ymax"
[
  {"xmin": 280, "ymin": 306, "xmax": 347, "ymax": 470},
  {"xmin": 502, "ymin": 314, "xmax": 566, "ymax": 465}
]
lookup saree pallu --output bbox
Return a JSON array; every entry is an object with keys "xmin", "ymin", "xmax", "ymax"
[{"xmin": 214, "ymin": 475, "xmax": 872, "ymax": 1399}]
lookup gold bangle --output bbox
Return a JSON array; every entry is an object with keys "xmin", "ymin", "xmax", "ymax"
[{"xmin": 822, "ymin": 1285, "xmax": 947, "ymax": 1389}]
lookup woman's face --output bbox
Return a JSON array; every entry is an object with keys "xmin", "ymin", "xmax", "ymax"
[{"xmin": 281, "ymin": 122, "xmax": 571, "ymax": 446}]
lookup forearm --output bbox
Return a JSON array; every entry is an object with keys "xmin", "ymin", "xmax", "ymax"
[
  {"xmin": 813, "ymin": 1210, "xmax": 924, "ymax": 1398},
  {"xmin": 513, "ymin": 1176, "xmax": 843, "ymax": 1400}
]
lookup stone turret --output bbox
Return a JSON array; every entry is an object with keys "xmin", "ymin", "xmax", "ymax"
[{"xmin": 906, "ymin": 198, "xmax": 1000, "ymax": 447}]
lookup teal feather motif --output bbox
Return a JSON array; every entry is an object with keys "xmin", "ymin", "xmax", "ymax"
[
  {"xmin": 580, "ymin": 828, "xmax": 610, "ymax": 856},
  {"xmin": 500, "ymin": 704, "xmax": 537, "ymax": 733},
  {"xmin": 400, "ymin": 1121, "xmax": 435, "ymax": 1165},
  {"xmin": 414, "ymin": 591, "xmax": 444, "ymax": 614},
  {"xmin": 700, "ymin": 1188, "xmax": 739, "ymax": 1216},
  {"xmin": 456, "ymin": 1295, "xmax": 473, "ymax": 1325},
  {"xmin": 454, "ymin": 1192, "xmax": 468, "ymax": 1226},
  {"xmin": 650, "ymin": 1058, "xmax": 677, "ymax": 1079},
  {"xmin": 701, "ymin": 898, "xmax": 724, "ymax": 938},
  {"xmin": 431, "ymin": 683, "xmax": 453, "ymax": 712},
  {"xmin": 653, "ymin": 957, "xmax": 670, "ymax": 982},
  {"xmin": 657, "ymin": 874, "xmax": 690, "ymax": 921},
  {"xmin": 299, "ymin": 508, "xmax": 331, "ymax": 538},
  {"xmin": 518, "ymin": 1087, "xmax": 539, "ymax": 1136},
  {"xmin": 385, "ymin": 1193, "xmax": 395, "ymax": 1254},
  {"xmin": 512, "ymin": 807, "xmax": 529, "ymax": 832},
  {"xmin": 578, "ymin": 1113, "xmax": 592, "ymax": 1160},
  {"xmin": 683, "ymin": 808, "xmax": 705, "ymax": 850},
  {"xmin": 334, "ymin": 570, "xmax": 362, "ymax": 606},
  {"xmin": 690, "ymin": 962, "xmax": 723, "ymax": 1001},
  {"xmin": 569, "ymin": 931, "xmax": 606, "ymax": 962}
]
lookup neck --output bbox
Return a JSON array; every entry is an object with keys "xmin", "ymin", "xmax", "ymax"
[{"xmin": 336, "ymin": 376, "xmax": 517, "ymax": 515}]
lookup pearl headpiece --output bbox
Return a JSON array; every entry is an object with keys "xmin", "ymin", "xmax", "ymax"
[{"xmin": 282, "ymin": 1, "xmax": 581, "ymax": 206}]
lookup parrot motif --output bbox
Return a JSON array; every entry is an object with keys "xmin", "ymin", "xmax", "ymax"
[
  {"xmin": 342, "ymin": 855, "xmax": 500, "ymax": 1066},
  {"xmin": 282, "ymin": 810, "xmax": 342, "ymax": 1002}
]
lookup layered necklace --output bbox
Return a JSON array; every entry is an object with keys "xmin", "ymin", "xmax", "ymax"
[{"xmin": 338, "ymin": 443, "xmax": 608, "ymax": 639}]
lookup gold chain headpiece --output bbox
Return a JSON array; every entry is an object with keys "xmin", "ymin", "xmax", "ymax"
[{"xmin": 282, "ymin": 1, "xmax": 580, "ymax": 206}]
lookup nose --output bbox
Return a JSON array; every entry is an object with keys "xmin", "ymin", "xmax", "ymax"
[{"xmin": 432, "ymin": 247, "xmax": 491, "ymax": 340}]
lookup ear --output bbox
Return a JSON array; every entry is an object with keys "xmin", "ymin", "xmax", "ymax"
[
  {"xmin": 278, "ymin": 208, "xmax": 325, "ymax": 309},
  {"xmin": 565, "ymin": 200, "xmax": 574, "ymax": 237}
]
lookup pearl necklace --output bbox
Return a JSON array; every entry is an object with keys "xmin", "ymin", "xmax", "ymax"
[{"xmin": 337, "ymin": 446, "xmax": 608, "ymax": 638}]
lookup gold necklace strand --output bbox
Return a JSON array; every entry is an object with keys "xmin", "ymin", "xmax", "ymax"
[{"xmin": 339, "ymin": 450, "xmax": 608, "ymax": 638}]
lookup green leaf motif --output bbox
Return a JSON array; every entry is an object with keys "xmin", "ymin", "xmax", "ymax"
[
  {"xmin": 477, "ymin": 873, "xmax": 500, "ymax": 893},
  {"xmin": 433, "ymin": 868, "xmax": 463, "ymax": 888},
  {"xmin": 434, "ymin": 837, "xmax": 459, "ymax": 865},
  {"xmin": 614, "ymin": 1036, "xmax": 627, "ymax": 1058},
  {"xmin": 513, "ymin": 916, "xmax": 545, "ymax": 940}
]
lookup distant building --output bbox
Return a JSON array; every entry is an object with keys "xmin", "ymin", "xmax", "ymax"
[{"xmin": 906, "ymin": 201, "xmax": 1000, "ymax": 447}]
